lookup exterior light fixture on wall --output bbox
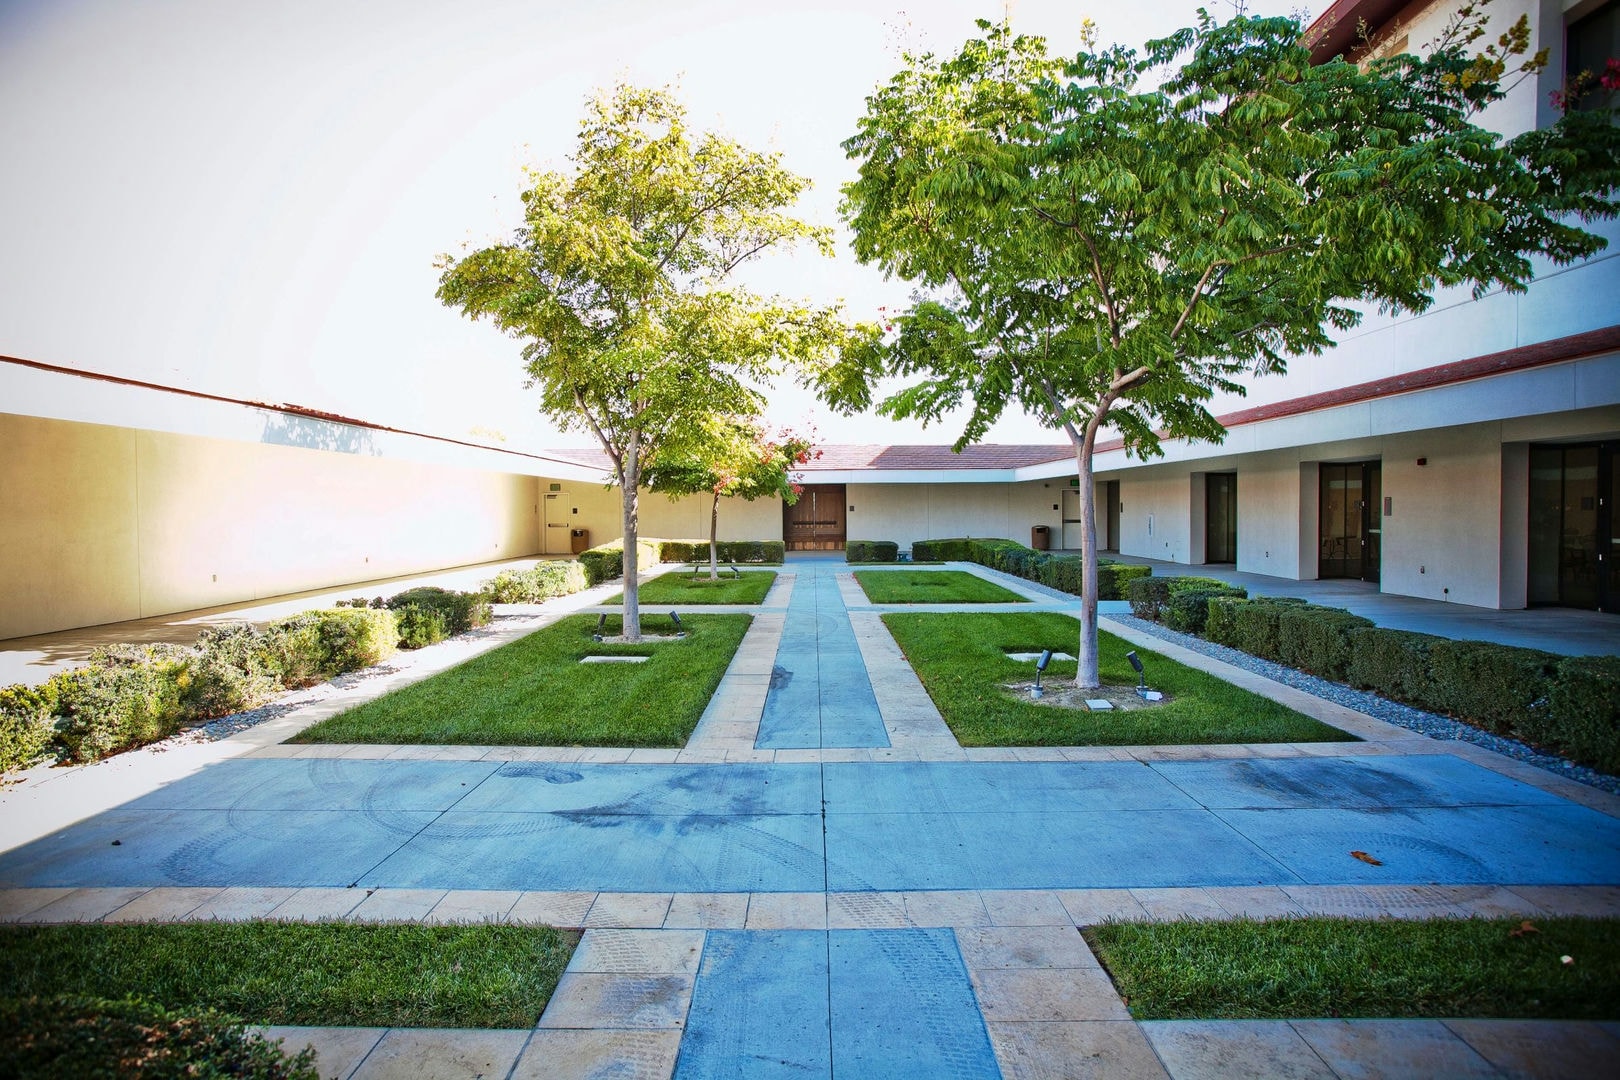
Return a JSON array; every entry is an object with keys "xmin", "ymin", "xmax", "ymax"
[{"xmin": 1416, "ymin": 457, "xmax": 1427, "ymax": 466}]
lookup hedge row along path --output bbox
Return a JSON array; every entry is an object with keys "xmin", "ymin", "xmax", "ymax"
[{"xmin": 2, "ymin": 554, "xmax": 1618, "ymax": 1078}]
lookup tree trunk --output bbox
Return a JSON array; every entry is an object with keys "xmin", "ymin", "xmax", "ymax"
[
  {"xmin": 709, "ymin": 492, "xmax": 721, "ymax": 581},
  {"xmin": 1074, "ymin": 438, "xmax": 1100, "ymax": 690},
  {"xmin": 622, "ymin": 433, "xmax": 642, "ymax": 643}
]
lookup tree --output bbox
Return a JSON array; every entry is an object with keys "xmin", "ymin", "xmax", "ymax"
[
  {"xmin": 437, "ymin": 84, "xmax": 849, "ymax": 639},
  {"xmin": 647, "ymin": 417, "xmax": 817, "ymax": 580},
  {"xmin": 828, "ymin": 5, "xmax": 1620, "ymax": 687}
]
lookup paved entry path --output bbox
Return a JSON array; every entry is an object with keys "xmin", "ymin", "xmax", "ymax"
[
  {"xmin": 3, "ymin": 556, "xmax": 1620, "ymax": 1078},
  {"xmin": 755, "ymin": 554, "xmax": 888, "ymax": 750}
]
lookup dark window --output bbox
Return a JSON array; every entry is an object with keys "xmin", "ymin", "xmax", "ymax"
[{"xmin": 1568, "ymin": 0, "xmax": 1620, "ymax": 111}]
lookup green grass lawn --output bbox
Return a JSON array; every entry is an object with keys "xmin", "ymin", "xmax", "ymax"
[
  {"xmin": 1086, "ymin": 917, "xmax": 1620, "ymax": 1020},
  {"xmin": 606, "ymin": 569, "xmax": 776, "ymax": 605},
  {"xmin": 293, "ymin": 612, "xmax": 750, "ymax": 746},
  {"xmin": 0, "ymin": 922, "xmax": 577, "ymax": 1028},
  {"xmin": 882, "ymin": 611, "xmax": 1352, "ymax": 746},
  {"xmin": 854, "ymin": 569, "xmax": 1027, "ymax": 604}
]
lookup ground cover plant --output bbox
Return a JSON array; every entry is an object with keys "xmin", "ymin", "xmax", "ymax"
[
  {"xmin": 0, "ymin": 921, "xmax": 577, "ymax": 1028},
  {"xmin": 854, "ymin": 570, "xmax": 1026, "ymax": 605},
  {"xmin": 882, "ymin": 611, "xmax": 1350, "ymax": 746},
  {"xmin": 2, "ymin": 996, "xmax": 318, "ymax": 1079},
  {"xmin": 293, "ymin": 613, "xmax": 750, "ymax": 746},
  {"xmin": 482, "ymin": 560, "xmax": 590, "ymax": 603},
  {"xmin": 1086, "ymin": 917, "xmax": 1620, "ymax": 1020},
  {"xmin": 607, "ymin": 570, "xmax": 776, "ymax": 606}
]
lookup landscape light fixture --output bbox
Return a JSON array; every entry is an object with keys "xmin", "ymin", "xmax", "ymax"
[
  {"xmin": 593, "ymin": 613, "xmax": 608, "ymax": 641},
  {"xmin": 1031, "ymin": 648, "xmax": 1053, "ymax": 699},
  {"xmin": 669, "ymin": 610, "xmax": 685, "ymax": 637},
  {"xmin": 1126, "ymin": 650, "xmax": 1145, "ymax": 690}
]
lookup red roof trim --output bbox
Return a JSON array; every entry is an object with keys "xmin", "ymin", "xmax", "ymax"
[
  {"xmin": 1092, "ymin": 325, "xmax": 1620, "ymax": 457},
  {"xmin": 0, "ymin": 353, "xmax": 590, "ymax": 472},
  {"xmin": 1302, "ymin": 0, "xmax": 1413, "ymax": 63}
]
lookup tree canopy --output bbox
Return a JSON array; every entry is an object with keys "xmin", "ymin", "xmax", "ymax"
[
  {"xmin": 437, "ymin": 84, "xmax": 849, "ymax": 638},
  {"xmin": 830, "ymin": 5, "xmax": 1620, "ymax": 685},
  {"xmin": 647, "ymin": 417, "xmax": 816, "ymax": 579}
]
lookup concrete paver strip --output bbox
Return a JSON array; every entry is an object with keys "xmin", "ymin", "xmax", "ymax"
[
  {"xmin": 260, "ymin": 1025, "xmax": 387, "ymax": 1080},
  {"xmin": 346, "ymin": 1027, "xmax": 531, "ymax": 1080},
  {"xmin": 511, "ymin": 1030, "xmax": 680, "ymax": 1080},
  {"xmin": 538, "ymin": 973, "xmax": 695, "ymax": 1030},
  {"xmin": 268, "ymin": 887, "xmax": 370, "ymax": 922},
  {"xmin": 102, "ymin": 885, "xmax": 222, "ymax": 922},
  {"xmin": 1140, "ymin": 1020, "xmax": 1339, "ymax": 1079},
  {"xmin": 661, "ymin": 892, "xmax": 748, "ymax": 929},
  {"xmin": 426, "ymin": 889, "xmax": 523, "ymax": 924},
  {"xmin": 1443, "ymin": 1019, "xmax": 1620, "ymax": 1080},
  {"xmin": 1289, "ymin": 1019, "xmax": 1502, "ymax": 1080},
  {"xmin": 508, "ymin": 891, "xmax": 597, "ymax": 926},
  {"xmin": 584, "ymin": 893, "xmax": 674, "ymax": 928},
  {"xmin": 988, "ymin": 1020, "xmax": 1170, "ymax": 1080}
]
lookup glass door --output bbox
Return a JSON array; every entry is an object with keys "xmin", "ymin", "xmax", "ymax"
[
  {"xmin": 1530, "ymin": 442, "xmax": 1617, "ymax": 611},
  {"xmin": 1205, "ymin": 473, "xmax": 1237, "ymax": 563},
  {"xmin": 1319, "ymin": 462, "xmax": 1380, "ymax": 582}
]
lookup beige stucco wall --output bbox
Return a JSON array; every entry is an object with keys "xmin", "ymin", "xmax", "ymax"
[
  {"xmin": 1, "ymin": 413, "xmax": 542, "ymax": 639},
  {"xmin": 844, "ymin": 481, "xmax": 1061, "ymax": 550}
]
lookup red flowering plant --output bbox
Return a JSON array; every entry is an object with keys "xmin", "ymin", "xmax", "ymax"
[{"xmin": 1550, "ymin": 56, "xmax": 1620, "ymax": 113}]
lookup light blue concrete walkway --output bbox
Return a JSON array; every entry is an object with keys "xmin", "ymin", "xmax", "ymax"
[
  {"xmin": 5, "ymin": 755, "xmax": 1617, "ymax": 892},
  {"xmin": 755, "ymin": 555, "xmax": 889, "ymax": 750}
]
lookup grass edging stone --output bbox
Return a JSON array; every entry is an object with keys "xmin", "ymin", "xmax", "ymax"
[
  {"xmin": 1086, "ymin": 916, "xmax": 1620, "ymax": 1021},
  {"xmin": 0, "ymin": 921, "xmax": 578, "ymax": 1029}
]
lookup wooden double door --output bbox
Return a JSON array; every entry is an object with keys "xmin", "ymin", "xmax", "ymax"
[{"xmin": 785, "ymin": 484, "xmax": 847, "ymax": 551}]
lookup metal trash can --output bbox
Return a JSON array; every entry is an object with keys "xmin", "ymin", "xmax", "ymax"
[
  {"xmin": 1031, "ymin": 524, "xmax": 1051, "ymax": 551},
  {"xmin": 570, "ymin": 528, "xmax": 590, "ymax": 554}
]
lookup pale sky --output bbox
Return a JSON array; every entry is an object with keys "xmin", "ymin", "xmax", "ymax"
[{"xmin": 0, "ymin": 0, "xmax": 1307, "ymax": 452}]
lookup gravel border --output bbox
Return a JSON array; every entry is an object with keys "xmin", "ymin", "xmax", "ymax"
[{"xmin": 1111, "ymin": 613, "xmax": 1620, "ymax": 796}]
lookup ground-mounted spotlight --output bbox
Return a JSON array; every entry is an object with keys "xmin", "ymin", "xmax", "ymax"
[
  {"xmin": 1125, "ymin": 650, "xmax": 1161, "ymax": 700},
  {"xmin": 729, "ymin": 564, "xmax": 741, "ymax": 578},
  {"xmin": 670, "ymin": 610, "xmax": 686, "ymax": 637},
  {"xmin": 1031, "ymin": 648, "xmax": 1053, "ymax": 699},
  {"xmin": 593, "ymin": 613, "xmax": 608, "ymax": 641}
]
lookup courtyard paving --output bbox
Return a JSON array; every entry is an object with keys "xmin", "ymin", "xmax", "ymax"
[{"xmin": 2, "ymin": 554, "xmax": 1618, "ymax": 1078}]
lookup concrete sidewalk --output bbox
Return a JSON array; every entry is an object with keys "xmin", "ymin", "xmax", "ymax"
[{"xmin": 3, "ymin": 554, "xmax": 1618, "ymax": 1078}]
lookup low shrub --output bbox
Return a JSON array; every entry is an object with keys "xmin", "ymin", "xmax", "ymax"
[
  {"xmin": 180, "ymin": 623, "xmax": 283, "ymax": 720},
  {"xmin": 658, "ymin": 540, "xmax": 784, "ymax": 564},
  {"xmin": 846, "ymin": 540, "xmax": 900, "ymax": 563},
  {"xmin": 46, "ymin": 648, "xmax": 190, "ymax": 764},
  {"xmin": 1228, "ymin": 597, "xmax": 1308, "ymax": 661},
  {"xmin": 911, "ymin": 538, "xmax": 973, "ymax": 561},
  {"xmin": 1097, "ymin": 562, "xmax": 1153, "ymax": 601},
  {"xmin": 1425, "ymin": 639, "xmax": 1560, "ymax": 739},
  {"xmin": 265, "ymin": 609, "xmax": 398, "ymax": 686},
  {"xmin": 1204, "ymin": 596, "xmax": 1246, "ymax": 646},
  {"xmin": 1162, "ymin": 584, "xmax": 1249, "ymax": 634},
  {"xmin": 0, "ymin": 684, "xmax": 55, "ymax": 773},
  {"xmin": 579, "ymin": 538, "xmax": 662, "ymax": 586},
  {"xmin": 386, "ymin": 587, "xmax": 491, "ymax": 642},
  {"xmin": 1275, "ymin": 606, "xmax": 1375, "ymax": 681},
  {"xmin": 1345, "ymin": 627, "xmax": 1444, "ymax": 704},
  {"xmin": 906, "ymin": 537, "xmax": 1151, "ymax": 600},
  {"xmin": 1540, "ymin": 656, "xmax": 1620, "ymax": 774},
  {"xmin": 1128, "ymin": 577, "xmax": 1172, "ymax": 620},
  {"xmin": 392, "ymin": 604, "xmax": 450, "ymax": 649},
  {"xmin": 0, "ymin": 995, "xmax": 318, "ymax": 1080},
  {"xmin": 483, "ymin": 561, "xmax": 590, "ymax": 603}
]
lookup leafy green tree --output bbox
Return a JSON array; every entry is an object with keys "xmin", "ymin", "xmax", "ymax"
[
  {"xmin": 647, "ymin": 418, "xmax": 817, "ymax": 579},
  {"xmin": 830, "ymin": 6, "xmax": 1619, "ymax": 687},
  {"xmin": 437, "ymin": 84, "xmax": 848, "ymax": 639}
]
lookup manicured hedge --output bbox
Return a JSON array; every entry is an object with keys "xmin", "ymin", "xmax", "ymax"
[
  {"xmin": 846, "ymin": 540, "xmax": 900, "ymax": 563},
  {"xmin": 660, "ymin": 540, "xmax": 785, "ymax": 564},
  {"xmin": 1543, "ymin": 656, "xmax": 1620, "ymax": 774},
  {"xmin": 265, "ymin": 609, "xmax": 399, "ymax": 687},
  {"xmin": 1127, "ymin": 576, "xmax": 1243, "ymax": 630},
  {"xmin": 483, "ymin": 561, "xmax": 590, "ymax": 603},
  {"xmin": 1276, "ymin": 606, "xmax": 1375, "ymax": 681},
  {"xmin": 578, "ymin": 538, "xmax": 663, "ymax": 586},
  {"xmin": 907, "ymin": 537, "xmax": 1150, "ymax": 600},
  {"xmin": 1198, "ymin": 596, "xmax": 1618, "ymax": 776}
]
